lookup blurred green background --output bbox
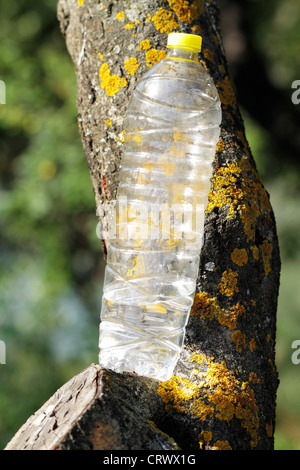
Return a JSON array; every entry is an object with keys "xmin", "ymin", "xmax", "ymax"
[{"xmin": 0, "ymin": 0, "xmax": 299, "ymax": 450}]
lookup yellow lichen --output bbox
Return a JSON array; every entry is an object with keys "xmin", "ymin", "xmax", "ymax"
[
  {"xmin": 167, "ymin": 0, "xmax": 202, "ymax": 23},
  {"xmin": 216, "ymin": 138, "xmax": 225, "ymax": 153},
  {"xmin": 231, "ymin": 248, "xmax": 248, "ymax": 267},
  {"xmin": 147, "ymin": 420, "xmax": 179, "ymax": 447},
  {"xmin": 211, "ymin": 440, "xmax": 232, "ymax": 450},
  {"xmin": 219, "ymin": 64, "xmax": 226, "ymax": 75},
  {"xmin": 205, "ymin": 362, "xmax": 236, "ymax": 422},
  {"xmin": 152, "ymin": 8, "xmax": 179, "ymax": 34},
  {"xmin": 138, "ymin": 39, "xmax": 152, "ymax": 51},
  {"xmin": 99, "ymin": 63, "xmax": 127, "ymax": 96},
  {"xmin": 191, "ymin": 292, "xmax": 253, "ymax": 353},
  {"xmin": 99, "ymin": 62, "xmax": 112, "ymax": 83},
  {"xmin": 226, "ymin": 303, "xmax": 245, "ymax": 329},
  {"xmin": 192, "ymin": 24, "xmax": 201, "ymax": 33},
  {"xmin": 105, "ymin": 118, "xmax": 112, "ymax": 126},
  {"xmin": 249, "ymin": 372, "xmax": 260, "ymax": 384},
  {"xmin": 198, "ymin": 430, "xmax": 212, "ymax": 449},
  {"xmin": 116, "ymin": 11, "xmax": 125, "ymax": 22},
  {"xmin": 158, "ymin": 357, "xmax": 260, "ymax": 448},
  {"xmin": 157, "ymin": 376, "xmax": 199, "ymax": 414},
  {"xmin": 231, "ymin": 330, "xmax": 247, "ymax": 352},
  {"xmin": 145, "ymin": 48, "xmax": 167, "ymax": 68},
  {"xmin": 191, "ymin": 291, "xmax": 245, "ymax": 331},
  {"xmin": 193, "ymin": 401, "xmax": 215, "ymax": 421},
  {"xmin": 191, "ymin": 291, "xmax": 218, "ymax": 321},
  {"xmin": 77, "ymin": 0, "xmax": 84, "ymax": 6},
  {"xmin": 124, "ymin": 57, "xmax": 139, "ymax": 76},
  {"xmin": 219, "ymin": 269, "xmax": 239, "ymax": 296},
  {"xmin": 97, "ymin": 52, "xmax": 104, "ymax": 62},
  {"xmin": 209, "ymin": 363, "xmax": 259, "ymax": 447},
  {"xmin": 260, "ymin": 240, "xmax": 272, "ymax": 276},
  {"xmin": 206, "ymin": 162, "xmax": 242, "ymax": 218},
  {"xmin": 217, "ymin": 75, "xmax": 237, "ymax": 108},
  {"xmin": 189, "ymin": 352, "xmax": 209, "ymax": 366},
  {"xmin": 124, "ymin": 23, "xmax": 135, "ymax": 30},
  {"xmin": 249, "ymin": 338, "xmax": 256, "ymax": 352},
  {"xmin": 203, "ymin": 48, "xmax": 214, "ymax": 63},
  {"xmin": 206, "ymin": 157, "xmax": 272, "ymax": 243},
  {"xmin": 250, "ymin": 245, "xmax": 260, "ymax": 261}
]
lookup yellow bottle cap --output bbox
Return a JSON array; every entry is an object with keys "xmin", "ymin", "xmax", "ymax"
[{"xmin": 167, "ymin": 33, "xmax": 202, "ymax": 52}]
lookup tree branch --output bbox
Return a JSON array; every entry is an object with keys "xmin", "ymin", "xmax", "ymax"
[{"xmin": 5, "ymin": 0, "xmax": 281, "ymax": 450}]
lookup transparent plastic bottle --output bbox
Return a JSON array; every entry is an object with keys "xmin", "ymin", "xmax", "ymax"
[{"xmin": 98, "ymin": 33, "xmax": 221, "ymax": 381}]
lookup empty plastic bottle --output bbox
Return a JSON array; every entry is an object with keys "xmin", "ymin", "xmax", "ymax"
[{"xmin": 98, "ymin": 32, "xmax": 221, "ymax": 381}]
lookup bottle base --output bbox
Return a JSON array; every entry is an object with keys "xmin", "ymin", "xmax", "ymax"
[
  {"xmin": 99, "ymin": 349, "xmax": 178, "ymax": 382},
  {"xmin": 98, "ymin": 306, "xmax": 186, "ymax": 382}
]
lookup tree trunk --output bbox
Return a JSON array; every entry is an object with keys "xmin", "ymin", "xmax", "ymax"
[{"xmin": 5, "ymin": 0, "xmax": 280, "ymax": 451}]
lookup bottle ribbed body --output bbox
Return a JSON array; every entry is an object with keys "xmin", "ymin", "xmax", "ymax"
[{"xmin": 99, "ymin": 50, "xmax": 221, "ymax": 381}]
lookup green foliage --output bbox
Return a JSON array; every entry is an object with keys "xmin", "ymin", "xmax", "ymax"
[
  {"xmin": 241, "ymin": 0, "xmax": 300, "ymax": 450},
  {"xmin": 0, "ymin": 0, "xmax": 103, "ymax": 447}
]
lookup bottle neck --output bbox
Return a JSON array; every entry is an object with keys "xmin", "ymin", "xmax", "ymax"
[{"xmin": 166, "ymin": 46, "xmax": 200, "ymax": 64}]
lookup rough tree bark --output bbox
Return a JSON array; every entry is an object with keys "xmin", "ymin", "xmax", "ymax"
[{"xmin": 5, "ymin": 0, "xmax": 280, "ymax": 451}]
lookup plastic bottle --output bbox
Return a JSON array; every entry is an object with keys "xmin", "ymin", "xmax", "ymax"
[{"xmin": 98, "ymin": 33, "xmax": 221, "ymax": 381}]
